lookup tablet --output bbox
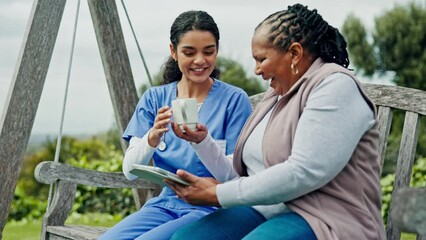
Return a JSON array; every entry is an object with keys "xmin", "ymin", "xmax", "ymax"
[{"xmin": 130, "ymin": 164, "xmax": 190, "ymax": 186}]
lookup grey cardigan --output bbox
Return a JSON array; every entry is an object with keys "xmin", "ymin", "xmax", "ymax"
[{"xmin": 233, "ymin": 58, "xmax": 385, "ymax": 240}]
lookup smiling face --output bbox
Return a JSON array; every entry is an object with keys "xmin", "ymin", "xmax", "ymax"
[
  {"xmin": 170, "ymin": 30, "xmax": 218, "ymax": 84},
  {"xmin": 251, "ymin": 26, "xmax": 295, "ymax": 95}
]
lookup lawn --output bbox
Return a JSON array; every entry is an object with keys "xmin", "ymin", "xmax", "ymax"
[
  {"xmin": 3, "ymin": 213, "xmax": 120, "ymax": 240},
  {"xmin": 3, "ymin": 220, "xmax": 40, "ymax": 240},
  {"xmin": 2, "ymin": 215, "xmax": 418, "ymax": 240}
]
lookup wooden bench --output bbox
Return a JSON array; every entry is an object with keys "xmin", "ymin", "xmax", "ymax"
[{"xmin": 34, "ymin": 83, "xmax": 426, "ymax": 240}]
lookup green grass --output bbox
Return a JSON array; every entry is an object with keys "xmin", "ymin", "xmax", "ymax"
[
  {"xmin": 3, "ymin": 213, "xmax": 121, "ymax": 240},
  {"xmin": 2, "ymin": 215, "xmax": 418, "ymax": 240},
  {"xmin": 3, "ymin": 220, "xmax": 40, "ymax": 240},
  {"xmin": 401, "ymin": 233, "xmax": 417, "ymax": 240}
]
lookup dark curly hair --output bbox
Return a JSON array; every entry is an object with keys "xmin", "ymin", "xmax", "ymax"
[
  {"xmin": 162, "ymin": 10, "xmax": 220, "ymax": 84},
  {"xmin": 256, "ymin": 4, "xmax": 349, "ymax": 68}
]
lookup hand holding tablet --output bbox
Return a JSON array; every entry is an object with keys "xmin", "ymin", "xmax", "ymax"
[{"xmin": 130, "ymin": 164, "xmax": 190, "ymax": 186}]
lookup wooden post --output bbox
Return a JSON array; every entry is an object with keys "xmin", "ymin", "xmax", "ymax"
[
  {"xmin": 87, "ymin": 0, "xmax": 138, "ymax": 151},
  {"xmin": 87, "ymin": 0, "xmax": 157, "ymax": 209},
  {"xmin": 0, "ymin": 0, "xmax": 66, "ymax": 236}
]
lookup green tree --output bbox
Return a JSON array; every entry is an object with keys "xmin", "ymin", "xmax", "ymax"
[
  {"xmin": 342, "ymin": 2, "xmax": 426, "ymax": 90},
  {"xmin": 13, "ymin": 136, "xmax": 135, "ymax": 221},
  {"xmin": 138, "ymin": 56, "xmax": 265, "ymax": 96},
  {"xmin": 341, "ymin": 14, "xmax": 377, "ymax": 75},
  {"xmin": 342, "ymin": 2, "xmax": 426, "ymax": 174},
  {"xmin": 19, "ymin": 136, "xmax": 123, "ymax": 198},
  {"xmin": 217, "ymin": 57, "xmax": 265, "ymax": 96}
]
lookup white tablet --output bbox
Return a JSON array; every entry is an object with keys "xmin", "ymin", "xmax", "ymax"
[{"xmin": 130, "ymin": 164, "xmax": 190, "ymax": 186}]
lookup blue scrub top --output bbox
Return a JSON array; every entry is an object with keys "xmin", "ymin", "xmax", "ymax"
[{"xmin": 123, "ymin": 79, "xmax": 252, "ymax": 178}]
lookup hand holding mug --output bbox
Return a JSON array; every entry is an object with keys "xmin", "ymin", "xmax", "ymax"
[
  {"xmin": 148, "ymin": 106, "xmax": 172, "ymax": 147},
  {"xmin": 172, "ymin": 98, "xmax": 198, "ymax": 132},
  {"xmin": 172, "ymin": 122, "xmax": 208, "ymax": 144}
]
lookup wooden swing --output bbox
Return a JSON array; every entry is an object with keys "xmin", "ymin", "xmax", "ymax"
[
  {"xmin": 0, "ymin": 0, "xmax": 425, "ymax": 239},
  {"xmin": 0, "ymin": 0, "xmax": 161, "ymax": 238},
  {"xmin": 34, "ymin": 0, "xmax": 160, "ymax": 239}
]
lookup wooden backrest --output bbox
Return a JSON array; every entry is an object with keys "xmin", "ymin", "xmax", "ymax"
[
  {"xmin": 249, "ymin": 83, "xmax": 426, "ymax": 240},
  {"xmin": 362, "ymin": 83, "xmax": 425, "ymax": 240}
]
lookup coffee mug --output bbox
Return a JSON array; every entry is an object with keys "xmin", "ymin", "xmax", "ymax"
[{"xmin": 172, "ymin": 98, "xmax": 198, "ymax": 132}]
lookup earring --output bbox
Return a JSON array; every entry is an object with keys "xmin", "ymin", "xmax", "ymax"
[{"xmin": 291, "ymin": 62, "xmax": 299, "ymax": 75}]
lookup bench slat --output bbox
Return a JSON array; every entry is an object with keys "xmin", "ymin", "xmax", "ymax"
[
  {"xmin": 362, "ymin": 83, "xmax": 426, "ymax": 115},
  {"xmin": 394, "ymin": 112, "xmax": 420, "ymax": 188},
  {"xmin": 35, "ymin": 161, "xmax": 158, "ymax": 189},
  {"xmin": 47, "ymin": 225, "xmax": 108, "ymax": 240},
  {"xmin": 376, "ymin": 106, "xmax": 393, "ymax": 171},
  {"xmin": 387, "ymin": 112, "xmax": 421, "ymax": 240}
]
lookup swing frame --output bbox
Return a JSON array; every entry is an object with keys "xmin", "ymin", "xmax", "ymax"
[
  {"xmin": 1, "ymin": 0, "xmax": 425, "ymax": 239},
  {"xmin": 0, "ymin": 0, "xmax": 160, "ymax": 237}
]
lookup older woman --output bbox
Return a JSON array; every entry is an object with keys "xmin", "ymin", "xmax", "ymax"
[{"xmin": 167, "ymin": 4, "xmax": 385, "ymax": 240}]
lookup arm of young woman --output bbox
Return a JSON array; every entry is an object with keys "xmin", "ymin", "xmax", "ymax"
[{"xmin": 122, "ymin": 134, "xmax": 156, "ymax": 180}]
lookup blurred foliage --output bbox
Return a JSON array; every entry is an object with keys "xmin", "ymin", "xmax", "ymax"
[
  {"xmin": 341, "ymin": 14, "xmax": 377, "ymax": 75},
  {"xmin": 66, "ymin": 147, "xmax": 135, "ymax": 217},
  {"xmin": 342, "ymin": 2, "xmax": 426, "ymax": 91},
  {"xmin": 342, "ymin": 2, "xmax": 426, "ymax": 172},
  {"xmin": 11, "ymin": 134, "xmax": 135, "ymax": 222},
  {"xmin": 216, "ymin": 57, "xmax": 265, "ymax": 96},
  {"xmin": 381, "ymin": 157, "xmax": 426, "ymax": 221},
  {"xmin": 9, "ymin": 185, "xmax": 46, "ymax": 222}
]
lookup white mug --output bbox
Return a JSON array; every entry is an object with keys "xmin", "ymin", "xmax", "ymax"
[{"xmin": 172, "ymin": 98, "xmax": 198, "ymax": 132}]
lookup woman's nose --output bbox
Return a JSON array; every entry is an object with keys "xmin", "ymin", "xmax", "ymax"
[
  {"xmin": 194, "ymin": 54, "xmax": 206, "ymax": 65},
  {"xmin": 255, "ymin": 64, "xmax": 262, "ymax": 75}
]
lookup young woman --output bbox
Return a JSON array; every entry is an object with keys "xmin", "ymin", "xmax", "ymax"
[
  {"xmin": 168, "ymin": 4, "xmax": 385, "ymax": 240},
  {"xmin": 99, "ymin": 10, "xmax": 252, "ymax": 240}
]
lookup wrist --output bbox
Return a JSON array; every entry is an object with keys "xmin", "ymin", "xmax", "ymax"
[
  {"xmin": 147, "ymin": 129, "xmax": 160, "ymax": 147},
  {"xmin": 210, "ymin": 185, "xmax": 221, "ymax": 207}
]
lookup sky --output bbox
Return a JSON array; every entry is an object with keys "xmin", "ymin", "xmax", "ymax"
[{"xmin": 0, "ymin": 0, "xmax": 419, "ymax": 136}]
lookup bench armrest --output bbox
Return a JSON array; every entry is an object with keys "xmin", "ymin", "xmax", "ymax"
[{"xmin": 34, "ymin": 161, "xmax": 158, "ymax": 189}]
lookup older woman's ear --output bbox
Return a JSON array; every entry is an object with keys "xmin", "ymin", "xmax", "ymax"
[{"xmin": 288, "ymin": 42, "xmax": 303, "ymax": 64}]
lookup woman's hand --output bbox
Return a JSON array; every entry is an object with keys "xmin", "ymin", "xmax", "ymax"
[
  {"xmin": 165, "ymin": 169, "xmax": 221, "ymax": 206},
  {"xmin": 171, "ymin": 123, "xmax": 208, "ymax": 144},
  {"xmin": 148, "ymin": 106, "xmax": 172, "ymax": 147}
]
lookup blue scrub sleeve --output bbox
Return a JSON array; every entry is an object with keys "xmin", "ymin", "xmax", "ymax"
[
  {"xmin": 223, "ymin": 91, "xmax": 252, "ymax": 155},
  {"xmin": 123, "ymin": 89, "xmax": 158, "ymax": 142}
]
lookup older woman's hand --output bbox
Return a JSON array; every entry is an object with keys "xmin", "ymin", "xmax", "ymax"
[
  {"xmin": 171, "ymin": 122, "xmax": 208, "ymax": 144},
  {"xmin": 165, "ymin": 169, "xmax": 221, "ymax": 206}
]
